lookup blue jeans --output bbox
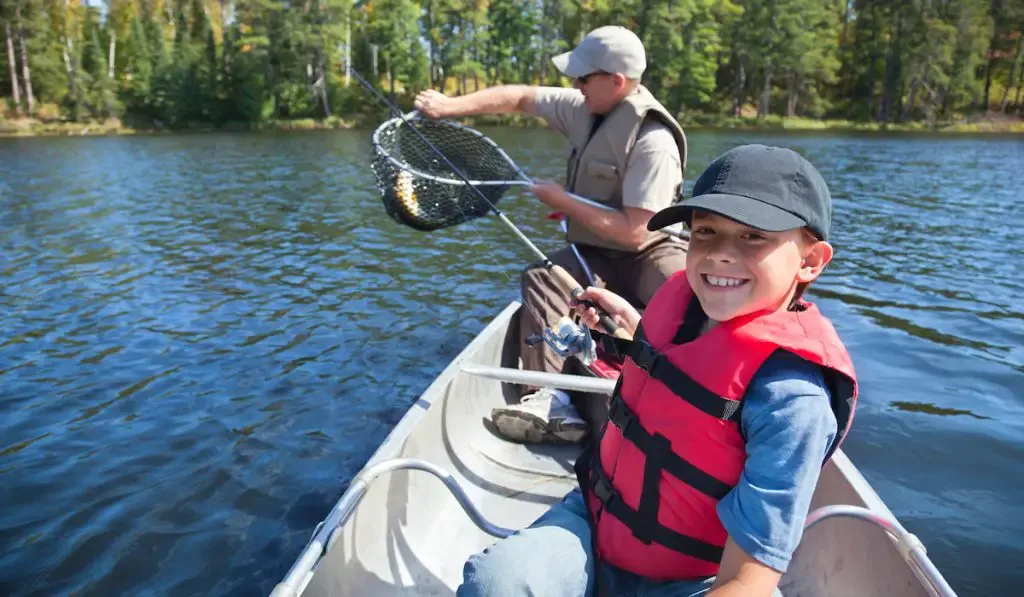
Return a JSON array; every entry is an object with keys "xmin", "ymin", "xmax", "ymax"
[{"xmin": 456, "ymin": 489, "xmax": 718, "ymax": 597}]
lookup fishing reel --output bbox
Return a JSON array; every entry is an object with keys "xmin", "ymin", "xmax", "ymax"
[{"xmin": 525, "ymin": 313, "xmax": 598, "ymax": 366}]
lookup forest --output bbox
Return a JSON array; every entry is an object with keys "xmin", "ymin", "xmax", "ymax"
[{"xmin": 2, "ymin": 0, "xmax": 1023, "ymax": 131}]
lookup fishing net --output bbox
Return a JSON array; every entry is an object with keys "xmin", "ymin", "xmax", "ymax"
[{"xmin": 370, "ymin": 116, "xmax": 524, "ymax": 231}]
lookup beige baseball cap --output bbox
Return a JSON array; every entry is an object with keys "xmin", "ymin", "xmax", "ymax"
[{"xmin": 551, "ymin": 26, "xmax": 646, "ymax": 80}]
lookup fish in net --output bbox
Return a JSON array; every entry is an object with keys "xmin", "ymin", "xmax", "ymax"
[{"xmin": 370, "ymin": 116, "xmax": 525, "ymax": 231}]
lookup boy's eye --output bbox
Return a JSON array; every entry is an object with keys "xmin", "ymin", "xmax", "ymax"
[
  {"xmin": 741, "ymin": 231, "xmax": 767, "ymax": 241},
  {"xmin": 692, "ymin": 227, "xmax": 714, "ymax": 237}
]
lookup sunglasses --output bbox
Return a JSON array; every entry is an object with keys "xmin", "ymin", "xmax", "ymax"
[{"xmin": 576, "ymin": 71, "xmax": 612, "ymax": 85}]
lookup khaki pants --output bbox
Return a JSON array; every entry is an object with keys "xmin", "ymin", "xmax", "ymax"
[{"xmin": 518, "ymin": 238, "xmax": 687, "ymax": 395}]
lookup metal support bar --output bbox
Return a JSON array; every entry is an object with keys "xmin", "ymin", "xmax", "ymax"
[
  {"xmin": 804, "ymin": 505, "xmax": 957, "ymax": 597},
  {"xmin": 461, "ymin": 363, "xmax": 617, "ymax": 394},
  {"xmin": 270, "ymin": 459, "xmax": 515, "ymax": 597}
]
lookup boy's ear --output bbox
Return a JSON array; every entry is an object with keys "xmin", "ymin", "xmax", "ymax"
[{"xmin": 798, "ymin": 241, "xmax": 833, "ymax": 284}]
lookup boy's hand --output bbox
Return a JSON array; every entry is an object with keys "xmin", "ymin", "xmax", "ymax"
[
  {"xmin": 707, "ymin": 538, "xmax": 783, "ymax": 597},
  {"xmin": 573, "ymin": 287, "xmax": 642, "ymax": 338}
]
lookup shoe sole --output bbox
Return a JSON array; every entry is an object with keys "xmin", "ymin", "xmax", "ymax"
[{"xmin": 491, "ymin": 410, "xmax": 588, "ymax": 445}]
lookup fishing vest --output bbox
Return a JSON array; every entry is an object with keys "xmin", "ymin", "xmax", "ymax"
[
  {"xmin": 576, "ymin": 271, "xmax": 858, "ymax": 580},
  {"xmin": 564, "ymin": 85, "xmax": 688, "ymax": 253}
]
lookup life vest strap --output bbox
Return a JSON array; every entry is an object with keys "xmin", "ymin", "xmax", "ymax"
[
  {"xmin": 592, "ymin": 330, "xmax": 743, "ymax": 423},
  {"xmin": 587, "ymin": 460, "xmax": 725, "ymax": 564},
  {"xmin": 608, "ymin": 396, "xmax": 734, "ymax": 500}
]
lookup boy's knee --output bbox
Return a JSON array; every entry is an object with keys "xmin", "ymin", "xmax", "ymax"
[
  {"xmin": 456, "ymin": 494, "xmax": 593, "ymax": 596},
  {"xmin": 457, "ymin": 546, "xmax": 590, "ymax": 597},
  {"xmin": 457, "ymin": 549, "xmax": 531, "ymax": 597}
]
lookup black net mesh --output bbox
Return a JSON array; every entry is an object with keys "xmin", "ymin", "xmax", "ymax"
[{"xmin": 370, "ymin": 118, "xmax": 522, "ymax": 231}]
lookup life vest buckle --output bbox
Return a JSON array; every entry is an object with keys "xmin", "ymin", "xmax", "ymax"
[
  {"xmin": 590, "ymin": 466, "xmax": 619, "ymax": 509},
  {"xmin": 629, "ymin": 341, "xmax": 659, "ymax": 373},
  {"xmin": 608, "ymin": 395, "xmax": 635, "ymax": 436}
]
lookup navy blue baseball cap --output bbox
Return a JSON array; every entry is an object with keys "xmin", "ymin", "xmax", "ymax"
[{"xmin": 648, "ymin": 144, "xmax": 832, "ymax": 241}]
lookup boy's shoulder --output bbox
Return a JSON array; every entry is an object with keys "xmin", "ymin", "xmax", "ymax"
[
  {"xmin": 751, "ymin": 349, "xmax": 831, "ymax": 396},
  {"xmin": 742, "ymin": 350, "xmax": 837, "ymax": 439}
]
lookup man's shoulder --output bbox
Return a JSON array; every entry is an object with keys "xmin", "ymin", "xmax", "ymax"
[
  {"xmin": 533, "ymin": 87, "xmax": 585, "ymax": 111},
  {"xmin": 633, "ymin": 118, "xmax": 680, "ymax": 157},
  {"xmin": 532, "ymin": 87, "xmax": 587, "ymax": 138}
]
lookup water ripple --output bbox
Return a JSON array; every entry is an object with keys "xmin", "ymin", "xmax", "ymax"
[{"xmin": 1, "ymin": 130, "xmax": 1022, "ymax": 595}]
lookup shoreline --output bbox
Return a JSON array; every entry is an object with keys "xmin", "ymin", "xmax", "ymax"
[{"xmin": 2, "ymin": 113, "xmax": 1022, "ymax": 138}]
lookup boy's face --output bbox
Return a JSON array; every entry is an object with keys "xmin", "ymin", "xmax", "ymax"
[{"xmin": 685, "ymin": 210, "xmax": 833, "ymax": 323}]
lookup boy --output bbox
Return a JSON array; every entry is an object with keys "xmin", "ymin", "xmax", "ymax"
[{"xmin": 457, "ymin": 144, "xmax": 858, "ymax": 597}]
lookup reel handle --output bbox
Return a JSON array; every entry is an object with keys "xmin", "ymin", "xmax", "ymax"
[{"xmin": 549, "ymin": 265, "xmax": 632, "ymax": 340}]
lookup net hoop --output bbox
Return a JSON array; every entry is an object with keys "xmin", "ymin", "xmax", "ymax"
[{"xmin": 370, "ymin": 115, "xmax": 529, "ymax": 186}]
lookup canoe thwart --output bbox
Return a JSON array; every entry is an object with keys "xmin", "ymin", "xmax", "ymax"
[{"xmin": 460, "ymin": 364, "xmax": 617, "ymax": 395}]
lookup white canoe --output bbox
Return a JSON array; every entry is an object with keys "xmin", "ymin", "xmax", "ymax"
[{"xmin": 272, "ymin": 302, "xmax": 957, "ymax": 597}]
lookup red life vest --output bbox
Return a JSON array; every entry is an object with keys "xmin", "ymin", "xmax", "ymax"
[{"xmin": 576, "ymin": 270, "xmax": 858, "ymax": 580}]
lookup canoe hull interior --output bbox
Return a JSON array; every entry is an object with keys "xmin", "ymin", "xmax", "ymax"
[{"xmin": 301, "ymin": 303, "xmax": 934, "ymax": 597}]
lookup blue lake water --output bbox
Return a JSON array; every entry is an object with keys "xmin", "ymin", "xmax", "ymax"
[{"xmin": 1, "ymin": 129, "xmax": 1022, "ymax": 595}]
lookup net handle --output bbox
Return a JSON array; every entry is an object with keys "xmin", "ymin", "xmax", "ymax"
[
  {"xmin": 353, "ymin": 68, "xmax": 631, "ymax": 340},
  {"xmin": 372, "ymin": 114, "xmax": 689, "ymax": 242}
]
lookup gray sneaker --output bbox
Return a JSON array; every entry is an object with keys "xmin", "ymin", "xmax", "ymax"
[{"xmin": 490, "ymin": 388, "xmax": 588, "ymax": 444}]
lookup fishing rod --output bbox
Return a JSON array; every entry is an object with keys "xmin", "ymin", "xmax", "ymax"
[{"xmin": 351, "ymin": 67, "xmax": 630, "ymax": 340}]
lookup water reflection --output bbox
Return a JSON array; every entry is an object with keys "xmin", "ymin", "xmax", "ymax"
[
  {"xmin": 890, "ymin": 401, "xmax": 991, "ymax": 420},
  {"xmin": 1, "ymin": 130, "xmax": 1022, "ymax": 596}
]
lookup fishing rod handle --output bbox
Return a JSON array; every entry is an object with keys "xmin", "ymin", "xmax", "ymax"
[{"xmin": 548, "ymin": 265, "xmax": 632, "ymax": 340}]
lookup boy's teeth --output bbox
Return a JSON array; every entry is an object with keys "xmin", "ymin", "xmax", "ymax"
[{"xmin": 706, "ymin": 275, "xmax": 745, "ymax": 287}]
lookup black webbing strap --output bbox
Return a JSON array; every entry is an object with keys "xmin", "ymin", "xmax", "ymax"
[
  {"xmin": 587, "ymin": 459, "xmax": 725, "ymax": 564},
  {"xmin": 607, "ymin": 396, "xmax": 734, "ymax": 501},
  {"xmin": 590, "ymin": 328, "xmax": 743, "ymax": 423},
  {"xmin": 635, "ymin": 431, "xmax": 671, "ymax": 544}
]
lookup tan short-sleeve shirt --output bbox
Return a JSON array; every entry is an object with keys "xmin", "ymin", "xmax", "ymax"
[{"xmin": 532, "ymin": 87, "xmax": 683, "ymax": 214}]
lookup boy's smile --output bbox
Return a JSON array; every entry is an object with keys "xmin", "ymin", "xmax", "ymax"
[{"xmin": 686, "ymin": 211, "xmax": 831, "ymax": 324}]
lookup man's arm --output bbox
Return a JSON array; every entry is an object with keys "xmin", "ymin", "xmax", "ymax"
[
  {"xmin": 531, "ymin": 121, "xmax": 682, "ymax": 250},
  {"xmin": 530, "ymin": 182, "xmax": 655, "ymax": 251},
  {"xmin": 414, "ymin": 86, "xmax": 538, "ymax": 118}
]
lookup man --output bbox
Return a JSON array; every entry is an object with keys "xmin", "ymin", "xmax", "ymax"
[{"xmin": 415, "ymin": 26, "xmax": 688, "ymax": 444}]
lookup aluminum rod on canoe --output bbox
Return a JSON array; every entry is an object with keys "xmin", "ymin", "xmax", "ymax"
[
  {"xmin": 805, "ymin": 505, "xmax": 957, "ymax": 597},
  {"xmin": 460, "ymin": 364, "xmax": 617, "ymax": 395},
  {"xmin": 270, "ymin": 458, "xmax": 515, "ymax": 597}
]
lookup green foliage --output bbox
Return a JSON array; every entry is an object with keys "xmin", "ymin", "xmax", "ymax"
[{"xmin": 2, "ymin": 0, "xmax": 1020, "ymax": 128}]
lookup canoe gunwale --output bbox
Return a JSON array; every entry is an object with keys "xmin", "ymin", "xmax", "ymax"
[
  {"xmin": 270, "ymin": 302, "xmax": 523, "ymax": 597},
  {"xmin": 274, "ymin": 301, "xmax": 959, "ymax": 597}
]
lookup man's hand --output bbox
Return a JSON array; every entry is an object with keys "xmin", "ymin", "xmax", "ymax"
[
  {"xmin": 414, "ymin": 89, "xmax": 454, "ymax": 118},
  {"xmin": 529, "ymin": 180, "xmax": 569, "ymax": 208}
]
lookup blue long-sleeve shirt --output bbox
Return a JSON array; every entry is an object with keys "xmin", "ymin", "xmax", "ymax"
[{"xmin": 715, "ymin": 350, "xmax": 839, "ymax": 573}]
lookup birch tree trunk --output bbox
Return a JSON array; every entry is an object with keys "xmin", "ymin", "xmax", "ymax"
[
  {"xmin": 344, "ymin": 8, "xmax": 351, "ymax": 88},
  {"xmin": 108, "ymin": 30, "xmax": 116, "ymax": 79},
  {"xmin": 15, "ymin": 6, "xmax": 34, "ymax": 115},
  {"xmin": 316, "ymin": 47, "xmax": 330, "ymax": 117},
  {"xmin": 733, "ymin": 59, "xmax": 745, "ymax": 117},
  {"xmin": 220, "ymin": 0, "xmax": 232, "ymax": 78},
  {"xmin": 62, "ymin": 0, "xmax": 79, "ymax": 116},
  {"xmin": 4, "ymin": 19, "xmax": 21, "ymax": 116}
]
